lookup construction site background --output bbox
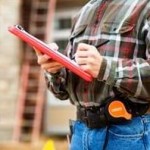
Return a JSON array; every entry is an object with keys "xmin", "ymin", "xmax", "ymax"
[{"xmin": 0, "ymin": 0, "xmax": 88, "ymax": 149}]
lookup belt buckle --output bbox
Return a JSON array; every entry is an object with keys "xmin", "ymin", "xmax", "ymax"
[
  {"xmin": 79, "ymin": 106, "xmax": 108, "ymax": 128},
  {"xmin": 80, "ymin": 108, "xmax": 93, "ymax": 128},
  {"xmin": 85, "ymin": 109, "xmax": 104, "ymax": 128},
  {"xmin": 82, "ymin": 108, "xmax": 89, "ymax": 126}
]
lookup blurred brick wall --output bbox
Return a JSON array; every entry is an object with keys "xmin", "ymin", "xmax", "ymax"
[{"xmin": 0, "ymin": 0, "xmax": 21, "ymax": 141}]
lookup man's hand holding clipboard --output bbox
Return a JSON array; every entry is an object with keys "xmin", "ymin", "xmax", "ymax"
[
  {"xmin": 34, "ymin": 43, "xmax": 64, "ymax": 74},
  {"xmin": 8, "ymin": 25, "xmax": 93, "ymax": 82}
]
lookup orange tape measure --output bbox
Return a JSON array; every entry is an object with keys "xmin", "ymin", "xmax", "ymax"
[
  {"xmin": 106, "ymin": 99, "xmax": 132, "ymax": 121},
  {"xmin": 108, "ymin": 100, "xmax": 132, "ymax": 120}
]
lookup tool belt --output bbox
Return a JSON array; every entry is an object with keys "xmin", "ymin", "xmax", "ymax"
[{"xmin": 77, "ymin": 97, "xmax": 150, "ymax": 129}]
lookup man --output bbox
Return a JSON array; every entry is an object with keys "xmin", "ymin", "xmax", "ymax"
[{"xmin": 35, "ymin": 0, "xmax": 150, "ymax": 149}]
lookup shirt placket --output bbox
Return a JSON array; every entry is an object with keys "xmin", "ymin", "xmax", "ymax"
[
  {"xmin": 91, "ymin": 0, "xmax": 110, "ymax": 36},
  {"xmin": 82, "ymin": 0, "xmax": 110, "ymax": 106}
]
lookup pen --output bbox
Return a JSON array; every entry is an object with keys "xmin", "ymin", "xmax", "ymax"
[
  {"xmin": 95, "ymin": 40, "xmax": 110, "ymax": 48},
  {"xmin": 71, "ymin": 40, "xmax": 109, "ymax": 60}
]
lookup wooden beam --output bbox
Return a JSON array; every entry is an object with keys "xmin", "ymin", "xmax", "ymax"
[{"xmin": 45, "ymin": 0, "xmax": 57, "ymax": 42}]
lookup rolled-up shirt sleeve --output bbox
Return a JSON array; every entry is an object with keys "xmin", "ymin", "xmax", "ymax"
[
  {"xmin": 97, "ymin": 17, "xmax": 150, "ymax": 101},
  {"xmin": 44, "ymin": 68, "xmax": 69, "ymax": 100}
]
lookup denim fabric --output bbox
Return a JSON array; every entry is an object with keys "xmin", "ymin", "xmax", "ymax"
[{"xmin": 70, "ymin": 115, "xmax": 150, "ymax": 150}]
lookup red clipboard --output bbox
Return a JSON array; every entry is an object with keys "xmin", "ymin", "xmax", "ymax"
[{"xmin": 8, "ymin": 25, "xmax": 93, "ymax": 82}]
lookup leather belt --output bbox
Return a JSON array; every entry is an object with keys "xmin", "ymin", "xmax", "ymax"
[{"xmin": 77, "ymin": 98, "xmax": 150, "ymax": 129}]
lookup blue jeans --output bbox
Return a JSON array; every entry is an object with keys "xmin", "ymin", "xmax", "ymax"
[{"xmin": 70, "ymin": 114, "xmax": 150, "ymax": 150}]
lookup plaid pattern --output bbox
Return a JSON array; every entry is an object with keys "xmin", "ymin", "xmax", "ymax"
[{"xmin": 45, "ymin": 0, "xmax": 150, "ymax": 106}]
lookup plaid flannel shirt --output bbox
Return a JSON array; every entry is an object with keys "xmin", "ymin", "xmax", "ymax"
[{"xmin": 45, "ymin": 0, "xmax": 150, "ymax": 106}]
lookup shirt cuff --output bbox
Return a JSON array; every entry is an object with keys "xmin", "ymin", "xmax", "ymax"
[{"xmin": 97, "ymin": 57, "xmax": 117, "ymax": 85}]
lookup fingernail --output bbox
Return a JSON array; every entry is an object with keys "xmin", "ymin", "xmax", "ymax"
[{"xmin": 44, "ymin": 54, "xmax": 51, "ymax": 59}]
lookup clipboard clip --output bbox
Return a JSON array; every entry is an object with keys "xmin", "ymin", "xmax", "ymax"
[{"xmin": 15, "ymin": 25, "xmax": 25, "ymax": 31}]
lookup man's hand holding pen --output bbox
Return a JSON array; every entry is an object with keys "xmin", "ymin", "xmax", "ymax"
[{"xmin": 75, "ymin": 43, "xmax": 103, "ymax": 78}]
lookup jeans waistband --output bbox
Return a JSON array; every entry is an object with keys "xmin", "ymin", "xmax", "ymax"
[
  {"xmin": 145, "ymin": 107, "xmax": 150, "ymax": 114},
  {"xmin": 141, "ymin": 114, "xmax": 150, "ymax": 123}
]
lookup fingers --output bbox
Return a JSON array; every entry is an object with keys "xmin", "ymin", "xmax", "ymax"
[
  {"xmin": 75, "ymin": 43, "xmax": 89, "ymax": 62},
  {"xmin": 33, "ymin": 42, "xmax": 58, "ymax": 56},
  {"xmin": 41, "ymin": 61, "xmax": 61, "ymax": 70},
  {"xmin": 75, "ymin": 43, "xmax": 95, "ymax": 57},
  {"xmin": 79, "ymin": 64, "xmax": 90, "ymax": 72},
  {"xmin": 33, "ymin": 47, "xmax": 43, "ymax": 56},
  {"xmin": 75, "ymin": 43, "xmax": 103, "ymax": 78},
  {"xmin": 46, "ymin": 65, "xmax": 63, "ymax": 74},
  {"xmin": 75, "ymin": 57, "xmax": 87, "ymax": 65},
  {"xmin": 47, "ymin": 68, "xmax": 60, "ymax": 74},
  {"xmin": 47, "ymin": 43, "xmax": 59, "ymax": 51},
  {"xmin": 32, "ymin": 43, "xmax": 62, "ymax": 74},
  {"xmin": 34, "ymin": 49, "xmax": 42, "ymax": 56},
  {"xmin": 75, "ymin": 43, "xmax": 95, "ymax": 64},
  {"xmin": 33, "ymin": 47, "xmax": 50, "ymax": 64},
  {"xmin": 41, "ymin": 61, "xmax": 63, "ymax": 74},
  {"xmin": 37, "ymin": 55, "xmax": 50, "ymax": 65},
  {"xmin": 77, "ymin": 43, "xmax": 91, "ymax": 51},
  {"xmin": 75, "ymin": 50, "xmax": 88, "ymax": 59}
]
